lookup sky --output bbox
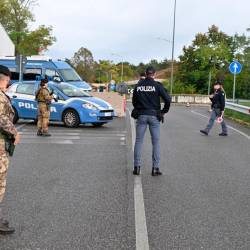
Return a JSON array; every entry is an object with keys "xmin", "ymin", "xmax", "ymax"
[{"xmin": 32, "ymin": 0, "xmax": 250, "ymax": 65}]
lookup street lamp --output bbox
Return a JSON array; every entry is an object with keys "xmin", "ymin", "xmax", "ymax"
[
  {"xmin": 157, "ymin": 0, "xmax": 176, "ymax": 95},
  {"xmin": 170, "ymin": 0, "xmax": 177, "ymax": 95},
  {"xmin": 111, "ymin": 53, "xmax": 124, "ymax": 82}
]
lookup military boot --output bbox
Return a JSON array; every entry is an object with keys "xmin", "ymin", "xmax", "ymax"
[
  {"xmin": 42, "ymin": 132, "xmax": 51, "ymax": 137},
  {"xmin": 37, "ymin": 130, "xmax": 43, "ymax": 136},
  {"xmin": 0, "ymin": 219, "xmax": 15, "ymax": 235}
]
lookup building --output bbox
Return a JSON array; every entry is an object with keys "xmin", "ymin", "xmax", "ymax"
[{"xmin": 0, "ymin": 23, "xmax": 15, "ymax": 56}]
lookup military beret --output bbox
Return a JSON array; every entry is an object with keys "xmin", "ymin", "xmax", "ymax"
[{"xmin": 0, "ymin": 65, "xmax": 11, "ymax": 77}]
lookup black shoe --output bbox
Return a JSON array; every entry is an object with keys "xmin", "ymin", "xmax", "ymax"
[
  {"xmin": 42, "ymin": 132, "xmax": 51, "ymax": 137},
  {"xmin": 152, "ymin": 168, "xmax": 162, "ymax": 176},
  {"xmin": 37, "ymin": 130, "xmax": 43, "ymax": 136},
  {"xmin": 200, "ymin": 130, "xmax": 208, "ymax": 135},
  {"xmin": 133, "ymin": 166, "xmax": 140, "ymax": 175},
  {"xmin": 0, "ymin": 221, "xmax": 15, "ymax": 235},
  {"xmin": 219, "ymin": 133, "xmax": 228, "ymax": 136}
]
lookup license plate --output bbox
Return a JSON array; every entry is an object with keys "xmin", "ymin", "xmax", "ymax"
[{"xmin": 104, "ymin": 112, "xmax": 112, "ymax": 117}]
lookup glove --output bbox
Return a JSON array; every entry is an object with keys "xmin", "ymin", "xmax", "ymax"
[{"xmin": 157, "ymin": 112, "xmax": 165, "ymax": 123}]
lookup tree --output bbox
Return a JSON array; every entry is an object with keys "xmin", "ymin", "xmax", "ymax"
[
  {"xmin": 0, "ymin": 0, "xmax": 56, "ymax": 55},
  {"xmin": 70, "ymin": 47, "xmax": 96, "ymax": 82},
  {"xmin": 179, "ymin": 25, "xmax": 234, "ymax": 93}
]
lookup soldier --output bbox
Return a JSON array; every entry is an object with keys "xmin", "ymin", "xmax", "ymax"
[
  {"xmin": 36, "ymin": 78, "xmax": 54, "ymax": 137},
  {"xmin": 0, "ymin": 65, "xmax": 20, "ymax": 234},
  {"xmin": 200, "ymin": 81, "xmax": 228, "ymax": 136}
]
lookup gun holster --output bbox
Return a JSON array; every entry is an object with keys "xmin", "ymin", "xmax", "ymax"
[
  {"xmin": 0, "ymin": 131, "xmax": 15, "ymax": 157},
  {"xmin": 5, "ymin": 138, "xmax": 15, "ymax": 157}
]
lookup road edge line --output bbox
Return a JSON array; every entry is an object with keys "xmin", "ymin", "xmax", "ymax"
[{"xmin": 127, "ymin": 108, "xmax": 150, "ymax": 250}]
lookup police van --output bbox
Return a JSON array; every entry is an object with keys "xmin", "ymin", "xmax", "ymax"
[
  {"xmin": 0, "ymin": 55, "xmax": 92, "ymax": 91},
  {"xmin": 7, "ymin": 81, "xmax": 115, "ymax": 127}
]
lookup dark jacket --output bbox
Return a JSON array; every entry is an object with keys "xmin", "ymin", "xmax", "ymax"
[
  {"xmin": 210, "ymin": 88, "xmax": 226, "ymax": 111},
  {"xmin": 132, "ymin": 77, "xmax": 171, "ymax": 116}
]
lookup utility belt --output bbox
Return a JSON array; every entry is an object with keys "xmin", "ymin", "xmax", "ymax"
[
  {"xmin": 131, "ymin": 109, "xmax": 164, "ymax": 123},
  {"xmin": 0, "ymin": 130, "xmax": 15, "ymax": 156},
  {"xmin": 38, "ymin": 100, "xmax": 51, "ymax": 106}
]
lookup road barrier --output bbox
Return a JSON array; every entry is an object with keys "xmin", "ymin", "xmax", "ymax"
[{"xmin": 226, "ymin": 102, "xmax": 250, "ymax": 115}]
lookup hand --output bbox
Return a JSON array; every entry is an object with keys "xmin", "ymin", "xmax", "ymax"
[
  {"xmin": 14, "ymin": 133, "xmax": 20, "ymax": 145},
  {"xmin": 209, "ymin": 94, "xmax": 214, "ymax": 98}
]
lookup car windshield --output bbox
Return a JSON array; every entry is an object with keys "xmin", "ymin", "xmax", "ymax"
[
  {"xmin": 58, "ymin": 68, "xmax": 81, "ymax": 82},
  {"xmin": 56, "ymin": 84, "xmax": 91, "ymax": 97}
]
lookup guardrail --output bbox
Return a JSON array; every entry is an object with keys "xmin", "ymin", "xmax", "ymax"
[{"xmin": 226, "ymin": 102, "xmax": 250, "ymax": 115}]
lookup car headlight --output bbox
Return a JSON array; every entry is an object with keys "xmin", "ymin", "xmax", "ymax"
[{"xmin": 82, "ymin": 103, "xmax": 98, "ymax": 110}]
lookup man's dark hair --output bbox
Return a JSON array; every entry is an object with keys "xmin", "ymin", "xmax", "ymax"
[{"xmin": 145, "ymin": 66, "xmax": 156, "ymax": 76}]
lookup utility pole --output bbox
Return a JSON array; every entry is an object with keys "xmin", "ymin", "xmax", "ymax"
[{"xmin": 170, "ymin": 0, "xmax": 177, "ymax": 95}]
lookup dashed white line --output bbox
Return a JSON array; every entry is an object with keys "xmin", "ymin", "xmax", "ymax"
[
  {"xmin": 127, "ymin": 108, "xmax": 150, "ymax": 250},
  {"xmin": 191, "ymin": 110, "xmax": 250, "ymax": 140}
]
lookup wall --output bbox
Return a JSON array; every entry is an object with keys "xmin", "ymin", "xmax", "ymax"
[{"xmin": 0, "ymin": 23, "xmax": 15, "ymax": 56}]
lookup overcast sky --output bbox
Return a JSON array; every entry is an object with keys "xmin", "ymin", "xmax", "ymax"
[{"xmin": 33, "ymin": 0, "xmax": 250, "ymax": 65}]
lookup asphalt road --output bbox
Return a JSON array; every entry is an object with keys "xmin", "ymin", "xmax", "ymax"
[
  {"xmin": 0, "ymin": 106, "xmax": 250, "ymax": 250},
  {"xmin": 0, "ymin": 118, "xmax": 135, "ymax": 250}
]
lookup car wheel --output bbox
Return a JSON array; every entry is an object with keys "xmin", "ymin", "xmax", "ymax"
[
  {"xmin": 92, "ymin": 123, "xmax": 106, "ymax": 127},
  {"xmin": 13, "ymin": 107, "xmax": 19, "ymax": 124},
  {"xmin": 63, "ymin": 109, "xmax": 80, "ymax": 128}
]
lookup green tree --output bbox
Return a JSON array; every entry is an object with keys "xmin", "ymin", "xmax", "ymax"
[
  {"xmin": 0, "ymin": 0, "xmax": 56, "ymax": 55},
  {"xmin": 70, "ymin": 47, "xmax": 96, "ymax": 82},
  {"xmin": 179, "ymin": 25, "xmax": 234, "ymax": 93}
]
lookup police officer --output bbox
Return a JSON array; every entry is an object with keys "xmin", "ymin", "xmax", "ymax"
[
  {"xmin": 200, "ymin": 81, "xmax": 228, "ymax": 136},
  {"xmin": 0, "ymin": 65, "xmax": 20, "ymax": 234},
  {"xmin": 36, "ymin": 78, "xmax": 54, "ymax": 137},
  {"xmin": 132, "ymin": 66, "xmax": 171, "ymax": 176}
]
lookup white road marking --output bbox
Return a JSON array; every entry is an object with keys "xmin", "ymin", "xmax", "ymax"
[
  {"xmin": 16, "ymin": 124, "xmax": 27, "ymax": 130},
  {"xmin": 191, "ymin": 110, "xmax": 250, "ymax": 140},
  {"xmin": 20, "ymin": 140, "xmax": 74, "ymax": 144},
  {"xmin": 127, "ymin": 108, "xmax": 150, "ymax": 250}
]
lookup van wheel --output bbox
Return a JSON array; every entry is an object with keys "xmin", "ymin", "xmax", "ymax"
[
  {"xmin": 92, "ymin": 123, "xmax": 106, "ymax": 127},
  {"xmin": 13, "ymin": 107, "xmax": 19, "ymax": 124},
  {"xmin": 63, "ymin": 109, "xmax": 80, "ymax": 128}
]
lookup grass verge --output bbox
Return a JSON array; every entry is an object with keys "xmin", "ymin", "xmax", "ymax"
[{"xmin": 225, "ymin": 108, "xmax": 250, "ymax": 128}]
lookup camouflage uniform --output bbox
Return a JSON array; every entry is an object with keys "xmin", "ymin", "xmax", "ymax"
[
  {"xmin": 36, "ymin": 87, "xmax": 53, "ymax": 133},
  {"xmin": 0, "ymin": 90, "xmax": 17, "ymax": 203}
]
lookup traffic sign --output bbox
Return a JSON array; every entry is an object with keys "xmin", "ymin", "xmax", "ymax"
[{"xmin": 229, "ymin": 61, "xmax": 242, "ymax": 75}]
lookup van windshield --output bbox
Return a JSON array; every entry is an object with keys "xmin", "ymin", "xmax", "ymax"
[
  {"xmin": 58, "ymin": 69, "xmax": 81, "ymax": 82},
  {"xmin": 56, "ymin": 84, "xmax": 91, "ymax": 98}
]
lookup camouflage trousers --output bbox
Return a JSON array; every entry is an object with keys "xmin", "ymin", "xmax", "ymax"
[
  {"xmin": 37, "ymin": 103, "xmax": 50, "ymax": 133},
  {"xmin": 0, "ymin": 139, "xmax": 9, "ymax": 203}
]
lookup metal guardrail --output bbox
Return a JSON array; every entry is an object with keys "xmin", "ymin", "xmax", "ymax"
[{"xmin": 226, "ymin": 102, "xmax": 250, "ymax": 115}]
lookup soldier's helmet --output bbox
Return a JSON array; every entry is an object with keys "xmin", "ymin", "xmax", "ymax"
[{"xmin": 0, "ymin": 65, "xmax": 11, "ymax": 78}]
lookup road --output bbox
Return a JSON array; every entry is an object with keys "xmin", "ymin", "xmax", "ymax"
[{"xmin": 0, "ymin": 106, "xmax": 250, "ymax": 250}]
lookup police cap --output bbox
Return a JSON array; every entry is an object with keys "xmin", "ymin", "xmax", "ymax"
[{"xmin": 0, "ymin": 65, "xmax": 11, "ymax": 78}]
